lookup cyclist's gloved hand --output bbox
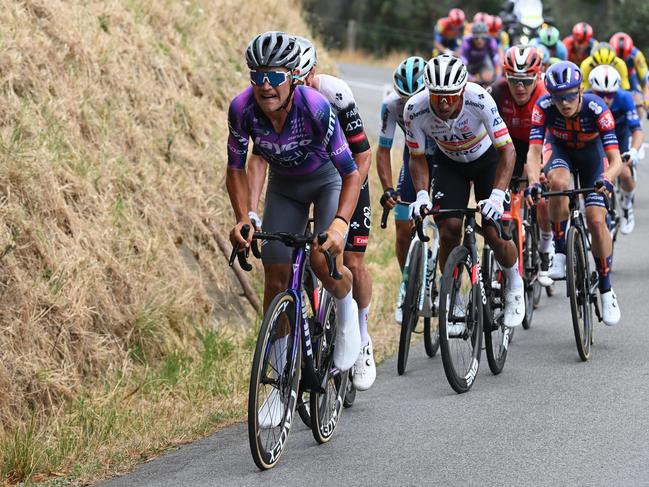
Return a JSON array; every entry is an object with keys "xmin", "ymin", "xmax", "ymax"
[
  {"xmin": 595, "ymin": 175, "xmax": 614, "ymax": 194},
  {"xmin": 623, "ymin": 148, "xmax": 639, "ymax": 167},
  {"xmin": 380, "ymin": 187, "xmax": 400, "ymax": 209},
  {"xmin": 524, "ymin": 182, "xmax": 543, "ymax": 202},
  {"xmin": 478, "ymin": 188, "xmax": 506, "ymax": 221},
  {"xmin": 230, "ymin": 221, "xmax": 253, "ymax": 248},
  {"xmin": 409, "ymin": 190, "xmax": 432, "ymax": 219},
  {"xmin": 248, "ymin": 211, "xmax": 262, "ymax": 230}
]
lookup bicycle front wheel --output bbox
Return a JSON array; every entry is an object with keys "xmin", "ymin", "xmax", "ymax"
[
  {"xmin": 567, "ymin": 226, "xmax": 593, "ymax": 361},
  {"xmin": 424, "ymin": 247, "xmax": 440, "ymax": 357},
  {"xmin": 439, "ymin": 245, "xmax": 483, "ymax": 393},
  {"xmin": 398, "ymin": 241, "xmax": 424, "ymax": 375},
  {"xmin": 482, "ymin": 246, "xmax": 510, "ymax": 375},
  {"xmin": 310, "ymin": 296, "xmax": 348, "ymax": 444},
  {"xmin": 248, "ymin": 292, "xmax": 301, "ymax": 470}
]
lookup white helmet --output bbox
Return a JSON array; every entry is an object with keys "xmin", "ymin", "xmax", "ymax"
[
  {"xmin": 588, "ymin": 64, "xmax": 621, "ymax": 93},
  {"xmin": 424, "ymin": 54, "xmax": 468, "ymax": 93},
  {"xmin": 294, "ymin": 36, "xmax": 317, "ymax": 81},
  {"xmin": 245, "ymin": 31, "xmax": 301, "ymax": 70}
]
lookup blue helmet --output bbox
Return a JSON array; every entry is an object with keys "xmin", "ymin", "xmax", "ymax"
[
  {"xmin": 393, "ymin": 56, "xmax": 427, "ymax": 97},
  {"xmin": 544, "ymin": 61, "xmax": 582, "ymax": 92}
]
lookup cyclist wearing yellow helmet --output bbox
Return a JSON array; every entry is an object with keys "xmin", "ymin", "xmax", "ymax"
[{"xmin": 580, "ymin": 42, "xmax": 631, "ymax": 90}]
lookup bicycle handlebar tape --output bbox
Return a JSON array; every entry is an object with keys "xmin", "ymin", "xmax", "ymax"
[
  {"xmin": 236, "ymin": 224, "xmax": 253, "ymax": 271},
  {"xmin": 380, "ymin": 207, "xmax": 390, "ymax": 229}
]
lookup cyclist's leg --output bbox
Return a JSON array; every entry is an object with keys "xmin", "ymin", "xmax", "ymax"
[
  {"xmin": 262, "ymin": 172, "xmax": 310, "ymax": 312},
  {"xmin": 430, "ymin": 152, "xmax": 469, "ymax": 269},
  {"xmin": 394, "ymin": 145, "xmax": 415, "ymax": 270}
]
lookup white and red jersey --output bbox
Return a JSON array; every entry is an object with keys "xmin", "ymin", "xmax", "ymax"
[{"xmin": 404, "ymin": 82, "xmax": 513, "ymax": 163}]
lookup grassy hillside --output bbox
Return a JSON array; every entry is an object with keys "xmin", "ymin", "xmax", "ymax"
[{"xmin": 0, "ymin": 0, "xmax": 343, "ymax": 483}]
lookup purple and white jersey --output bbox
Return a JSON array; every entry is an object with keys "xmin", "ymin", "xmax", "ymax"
[
  {"xmin": 227, "ymin": 85, "xmax": 356, "ymax": 178},
  {"xmin": 460, "ymin": 35, "xmax": 499, "ymax": 67}
]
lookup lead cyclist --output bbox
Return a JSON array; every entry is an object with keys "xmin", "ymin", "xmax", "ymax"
[
  {"xmin": 406, "ymin": 54, "xmax": 525, "ymax": 328},
  {"xmin": 246, "ymin": 36, "xmax": 376, "ymax": 391},
  {"xmin": 227, "ymin": 33, "xmax": 362, "ymax": 426}
]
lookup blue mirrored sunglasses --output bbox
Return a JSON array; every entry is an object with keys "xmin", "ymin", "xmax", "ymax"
[
  {"xmin": 250, "ymin": 70, "xmax": 290, "ymax": 87},
  {"xmin": 551, "ymin": 91, "xmax": 579, "ymax": 103}
]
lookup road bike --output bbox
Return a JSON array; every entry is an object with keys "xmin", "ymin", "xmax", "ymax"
[
  {"xmin": 230, "ymin": 225, "xmax": 348, "ymax": 469},
  {"xmin": 541, "ymin": 175, "xmax": 612, "ymax": 361},
  {"xmin": 381, "ymin": 206, "xmax": 440, "ymax": 376},
  {"xmin": 416, "ymin": 208, "xmax": 510, "ymax": 393}
]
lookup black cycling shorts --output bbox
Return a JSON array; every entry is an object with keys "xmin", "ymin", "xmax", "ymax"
[
  {"xmin": 346, "ymin": 177, "xmax": 371, "ymax": 253},
  {"xmin": 431, "ymin": 146, "xmax": 506, "ymax": 223},
  {"xmin": 512, "ymin": 137, "xmax": 528, "ymax": 180}
]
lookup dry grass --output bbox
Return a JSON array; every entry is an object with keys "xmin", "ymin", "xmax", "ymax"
[{"xmin": 0, "ymin": 0, "xmax": 341, "ymax": 483}]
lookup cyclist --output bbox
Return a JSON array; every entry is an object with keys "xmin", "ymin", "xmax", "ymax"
[
  {"xmin": 489, "ymin": 15, "xmax": 510, "ymax": 61},
  {"xmin": 610, "ymin": 32, "xmax": 649, "ymax": 116},
  {"xmin": 433, "ymin": 8, "xmax": 466, "ymax": 57},
  {"xmin": 525, "ymin": 61, "xmax": 623, "ymax": 326},
  {"xmin": 227, "ymin": 32, "xmax": 363, "ymax": 392},
  {"xmin": 245, "ymin": 36, "xmax": 376, "ymax": 390},
  {"xmin": 563, "ymin": 22, "xmax": 596, "ymax": 66},
  {"xmin": 375, "ymin": 56, "xmax": 433, "ymax": 323},
  {"xmin": 405, "ymin": 54, "xmax": 525, "ymax": 328},
  {"xmin": 588, "ymin": 65, "xmax": 643, "ymax": 234},
  {"xmin": 460, "ymin": 22, "xmax": 502, "ymax": 86},
  {"xmin": 490, "ymin": 45, "xmax": 554, "ymax": 286},
  {"xmin": 532, "ymin": 26, "xmax": 567, "ymax": 60},
  {"xmin": 580, "ymin": 42, "xmax": 631, "ymax": 91}
]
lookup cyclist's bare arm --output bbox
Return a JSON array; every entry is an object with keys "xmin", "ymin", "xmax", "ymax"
[
  {"xmin": 408, "ymin": 152, "xmax": 430, "ymax": 193},
  {"xmin": 247, "ymin": 153, "xmax": 268, "ymax": 214},
  {"xmin": 493, "ymin": 144, "xmax": 516, "ymax": 191},
  {"xmin": 354, "ymin": 149, "xmax": 372, "ymax": 181},
  {"xmin": 226, "ymin": 167, "xmax": 253, "ymax": 246},
  {"xmin": 525, "ymin": 143, "xmax": 543, "ymax": 186},
  {"xmin": 376, "ymin": 145, "xmax": 394, "ymax": 191},
  {"xmin": 631, "ymin": 128, "xmax": 644, "ymax": 152},
  {"xmin": 603, "ymin": 148, "xmax": 623, "ymax": 183}
]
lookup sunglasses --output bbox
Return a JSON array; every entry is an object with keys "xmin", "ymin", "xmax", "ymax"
[
  {"xmin": 593, "ymin": 91, "xmax": 615, "ymax": 100},
  {"xmin": 506, "ymin": 75, "xmax": 536, "ymax": 87},
  {"xmin": 429, "ymin": 91, "xmax": 463, "ymax": 105},
  {"xmin": 250, "ymin": 70, "xmax": 290, "ymax": 87},
  {"xmin": 551, "ymin": 91, "xmax": 580, "ymax": 104}
]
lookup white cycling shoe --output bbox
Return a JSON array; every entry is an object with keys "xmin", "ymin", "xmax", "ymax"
[
  {"xmin": 352, "ymin": 337, "xmax": 376, "ymax": 391},
  {"xmin": 538, "ymin": 252, "xmax": 554, "ymax": 287},
  {"xmin": 504, "ymin": 286, "xmax": 525, "ymax": 328},
  {"xmin": 601, "ymin": 289, "xmax": 621, "ymax": 326},
  {"xmin": 258, "ymin": 388, "xmax": 283, "ymax": 429},
  {"xmin": 620, "ymin": 208, "xmax": 635, "ymax": 235},
  {"xmin": 334, "ymin": 299, "xmax": 361, "ymax": 372},
  {"xmin": 394, "ymin": 287, "xmax": 405, "ymax": 324},
  {"xmin": 548, "ymin": 252, "xmax": 566, "ymax": 280}
]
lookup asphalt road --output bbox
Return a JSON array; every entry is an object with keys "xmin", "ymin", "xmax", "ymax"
[{"xmin": 102, "ymin": 65, "xmax": 649, "ymax": 487}]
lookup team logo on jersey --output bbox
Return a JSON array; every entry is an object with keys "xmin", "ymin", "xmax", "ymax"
[
  {"xmin": 531, "ymin": 107, "xmax": 544, "ymax": 124},
  {"xmin": 336, "ymin": 93, "xmax": 343, "ymax": 101},
  {"xmin": 588, "ymin": 101, "xmax": 603, "ymax": 115},
  {"xmin": 539, "ymin": 98, "xmax": 552, "ymax": 109},
  {"xmin": 493, "ymin": 116, "xmax": 503, "ymax": 126},
  {"xmin": 478, "ymin": 93, "xmax": 485, "ymax": 99},
  {"xmin": 494, "ymin": 128, "xmax": 509, "ymax": 138},
  {"xmin": 354, "ymin": 236, "xmax": 368, "ymax": 247},
  {"xmin": 350, "ymin": 221, "xmax": 360, "ymax": 229},
  {"xmin": 465, "ymin": 99, "xmax": 485, "ymax": 110},
  {"xmin": 407, "ymin": 103, "xmax": 414, "ymax": 111},
  {"xmin": 434, "ymin": 191, "xmax": 445, "ymax": 200},
  {"xmin": 598, "ymin": 111, "xmax": 615, "ymax": 130}
]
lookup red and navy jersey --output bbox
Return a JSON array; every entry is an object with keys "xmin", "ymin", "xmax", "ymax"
[
  {"xmin": 490, "ymin": 78, "xmax": 547, "ymax": 142},
  {"xmin": 529, "ymin": 93, "xmax": 618, "ymax": 151}
]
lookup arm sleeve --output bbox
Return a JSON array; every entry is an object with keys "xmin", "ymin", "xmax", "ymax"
[
  {"xmin": 596, "ymin": 108, "xmax": 619, "ymax": 150},
  {"xmin": 338, "ymin": 100, "xmax": 371, "ymax": 154},
  {"xmin": 378, "ymin": 100, "xmax": 397, "ymax": 148},
  {"xmin": 323, "ymin": 105, "xmax": 357, "ymax": 176},
  {"xmin": 634, "ymin": 50, "xmax": 648, "ymax": 82},
  {"xmin": 481, "ymin": 91, "xmax": 512, "ymax": 149},
  {"xmin": 227, "ymin": 100, "xmax": 249, "ymax": 170},
  {"xmin": 529, "ymin": 101, "xmax": 547, "ymax": 145}
]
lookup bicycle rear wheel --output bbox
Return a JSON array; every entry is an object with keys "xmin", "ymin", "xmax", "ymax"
[
  {"xmin": 424, "ymin": 246, "xmax": 440, "ymax": 357},
  {"xmin": 518, "ymin": 226, "xmax": 536, "ymax": 329},
  {"xmin": 566, "ymin": 226, "xmax": 593, "ymax": 361},
  {"xmin": 482, "ymin": 246, "xmax": 510, "ymax": 375},
  {"xmin": 398, "ymin": 241, "xmax": 423, "ymax": 375},
  {"xmin": 248, "ymin": 292, "xmax": 301, "ymax": 470},
  {"xmin": 438, "ymin": 245, "xmax": 483, "ymax": 393},
  {"xmin": 310, "ymin": 296, "xmax": 348, "ymax": 444}
]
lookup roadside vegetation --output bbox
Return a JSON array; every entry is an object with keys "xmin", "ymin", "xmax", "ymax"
[{"xmin": 0, "ymin": 0, "xmax": 406, "ymax": 484}]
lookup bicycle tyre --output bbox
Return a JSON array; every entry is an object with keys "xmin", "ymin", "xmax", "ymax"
[
  {"xmin": 424, "ymin": 247, "xmax": 440, "ymax": 357},
  {"xmin": 310, "ymin": 296, "xmax": 348, "ymax": 444},
  {"xmin": 248, "ymin": 291, "xmax": 301, "ymax": 470},
  {"xmin": 343, "ymin": 370, "xmax": 356, "ymax": 408},
  {"xmin": 517, "ymin": 226, "xmax": 535, "ymax": 329},
  {"xmin": 438, "ymin": 245, "xmax": 483, "ymax": 393},
  {"xmin": 398, "ymin": 241, "xmax": 424, "ymax": 375},
  {"xmin": 482, "ymin": 246, "xmax": 510, "ymax": 375},
  {"xmin": 566, "ymin": 226, "xmax": 593, "ymax": 361}
]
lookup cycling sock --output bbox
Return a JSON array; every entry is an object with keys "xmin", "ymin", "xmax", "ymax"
[
  {"xmin": 539, "ymin": 231, "xmax": 554, "ymax": 253},
  {"xmin": 358, "ymin": 304, "xmax": 370, "ymax": 348},
  {"xmin": 335, "ymin": 290, "xmax": 355, "ymax": 330},
  {"xmin": 553, "ymin": 220, "xmax": 568, "ymax": 254},
  {"xmin": 594, "ymin": 255, "xmax": 613, "ymax": 293},
  {"xmin": 621, "ymin": 189, "xmax": 635, "ymax": 209},
  {"xmin": 504, "ymin": 260, "xmax": 523, "ymax": 289}
]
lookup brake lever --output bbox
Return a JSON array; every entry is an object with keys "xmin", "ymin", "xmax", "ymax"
[{"xmin": 316, "ymin": 233, "xmax": 342, "ymax": 280}]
